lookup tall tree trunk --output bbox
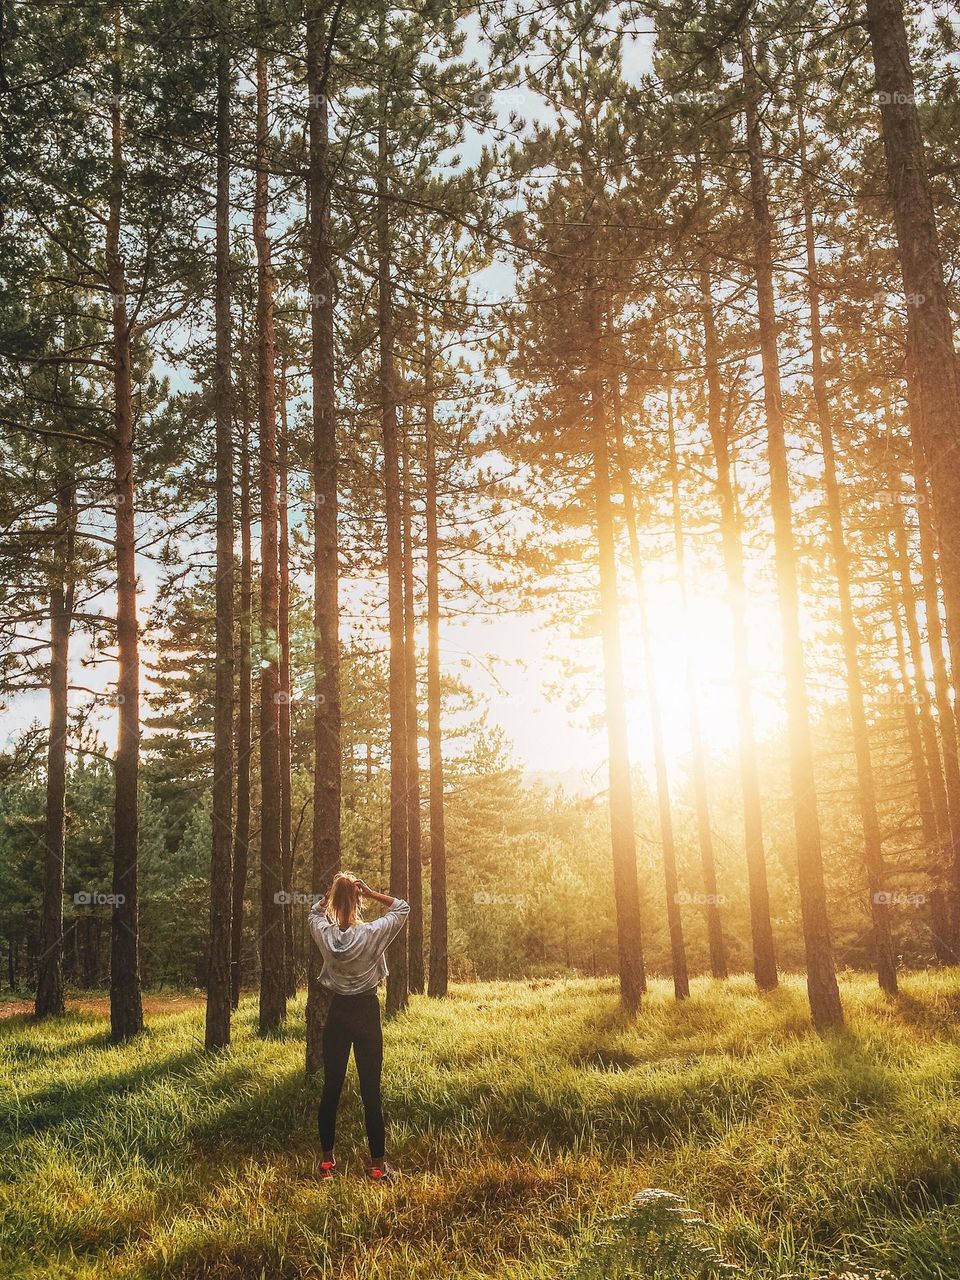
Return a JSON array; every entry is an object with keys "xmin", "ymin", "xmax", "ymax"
[
  {"xmin": 305, "ymin": 0, "xmax": 341, "ymax": 1071},
  {"xmin": 896, "ymin": 509, "xmax": 957, "ymax": 952},
  {"xmin": 798, "ymin": 108, "xmax": 897, "ymax": 994},
  {"xmin": 893, "ymin": 513, "xmax": 952, "ymax": 841},
  {"xmin": 278, "ymin": 368, "xmax": 295, "ymax": 998},
  {"xmin": 887, "ymin": 558, "xmax": 951, "ymax": 959},
  {"xmin": 666, "ymin": 399, "xmax": 726, "ymax": 979},
  {"xmin": 254, "ymin": 48, "xmax": 286, "ymax": 1034},
  {"xmin": 401, "ymin": 429, "xmax": 424, "ymax": 994},
  {"xmin": 907, "ymin": 365, "xmax": 960, "ymax": 950},
  {"xmin": 888, "ymin": 561, "xmax": 942, "ymax": 853},
  {"xmin": 35, "ymin": 472, "xmax": 76, "ymax": 1019},
  {"xmin": 424, "ymin": 318, "xmax": 448, "ymax": 998},
  {"xmin": 865, "ymin": 0, "xmax": 960, "ymax": 796},
  {"xmin": 741, "ymin": 31, "xmax": 842, "ymax": 1029},
  {"xmin": 611, "ymin": 386, "xmax": 688, "ymax": 998},
  {"xmin": 205, "ymin": 34, "xmax": 235, "ymax": 1050},
  {"xmin": 696, "ymin": 157, "xmax": 777, "ymax": 990},
  {"xmin": 588, "ymin": 292, "xmax": 645, "ymax": 1012},
  {"xmin": 379, "ymin": 69, "xmax": 409, "ymax": 1018},
  {"xmin": 107, "ymin": 16, "xmax": 143, "ymax": 1042},
  {"xmin": 231, "ymin": 406, "xmax": 253, "ymax": 1009}
]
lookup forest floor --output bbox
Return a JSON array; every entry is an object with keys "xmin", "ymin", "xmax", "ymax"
[{"xmin": 1, "ymin": 972, "xmax": 958, "ymax": 1280}]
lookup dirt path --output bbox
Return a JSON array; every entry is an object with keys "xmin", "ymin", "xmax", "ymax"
[{"xmin": 0, "ymin": 994, "xmax": 205, "ymax": 1020}]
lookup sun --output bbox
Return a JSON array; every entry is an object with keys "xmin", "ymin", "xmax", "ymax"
[{"xmin": 620, "ymin": 558, "xmax": 789, "ymax": 778}]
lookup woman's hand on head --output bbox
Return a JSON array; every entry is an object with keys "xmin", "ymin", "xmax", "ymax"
[{"xmin": 354, "ymin": 878, "xmax": 371, "ymax": 898}]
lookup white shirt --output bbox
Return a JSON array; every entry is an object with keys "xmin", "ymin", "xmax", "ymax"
[{"xmin": 308, "ymin": 898, "xmax": 410, "ymax": 995}]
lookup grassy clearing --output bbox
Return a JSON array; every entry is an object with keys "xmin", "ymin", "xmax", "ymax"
[{"xmin": 1, "ymin": 972, "xmax": 958, "ymax": 1279}]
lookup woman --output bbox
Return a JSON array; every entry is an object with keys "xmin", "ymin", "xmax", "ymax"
[{"xmin": 308, "ymin": 874, "xmax": 409, "ymax": 1181}]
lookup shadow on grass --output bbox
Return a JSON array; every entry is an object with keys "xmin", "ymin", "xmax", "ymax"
[
  {"xmin": 186, "ymin": 1062, "xmax": 316, "ymax": 1152},
  {"xmin": 2, "ymin": 1043, "xmax": 212, "ymax": 1141},
  {"xmin": 0, "ymin": 1019, "xmax": 116, "ymax": 1060},
  {"xmin": 891, "ymin": 987, "xmax": 960, "ymax": 1037}
]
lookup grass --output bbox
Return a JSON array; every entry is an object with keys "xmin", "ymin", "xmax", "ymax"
[{"xmin": 1, "ymin": 971, "xmax": 959, "ymax": 1278}]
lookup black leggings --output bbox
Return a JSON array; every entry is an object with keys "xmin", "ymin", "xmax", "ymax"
[{"xmin": 317, "ymin": 989, "xmax": 386, "ymax": 1159}]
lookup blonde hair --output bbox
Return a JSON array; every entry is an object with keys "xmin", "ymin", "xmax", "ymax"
[{"xmin": 326, "ymin": 873, "xmax": 363, "ymax": 930}]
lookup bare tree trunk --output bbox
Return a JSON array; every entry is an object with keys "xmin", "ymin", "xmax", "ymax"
[
  {"xmin": 892, "ymin": 513, "xmax": 956, "ymax": 953},
  {"xmin": 378, "ymin": 70, "xmax": 409, "ymax": 1018},
  {"xmin": 402, "ymin": 429, "xmax": 424, "ymax": 994},
  {"xmin": 107, "ymin": 16, "xmax": 143, "ymax": 1041},
  {"xmin": 424, "ymin": 318, "xmax": 448, "ymax": 998},
  {"xmin": 907, "ymin": 369, "xmax": 960, "ymax": 950},
  {"xmin": 696, "ymin": 160, "xmax": 777, "ymax": 991},
  {"xmin": 888, "ymin": 561, "xmax": 942, "ymax": 854},
  {"xmin": 611, "ymin": 385, "xmax": 688, "ymax": 998},
  {"xmin": 305, "ymin": 0, "xmax": 341, "ymax": 1070},
  {"xmin": 205, "ymin": 34, "xmax": 235, "ymax": 1049},
  {"xmin": 231, "ymin": 408, "xmax": 253, "ymax": 1009},
  {"xmin": 278, "ymin": 368, "xmax": 295, "ymax": 998},
  {"xmin": 36, "ymin": 472, "xmax": 76, "ymax": 1019},
  {"xmin": 798, "ymin": 108, "xmax": 896, "ymax": 994},
  {"xmin": 865, "ymin": 0, "xmax": 960, "ymax": 778},
  {"xmin": 254, "ymin": 48, "xmax": 286, "ymax": 1034},
  {"xmin": 666, "ymin": 400, "xmax": 726, "ymax": 979},
  {"xmin": 893, "ymin": 513, "xmax": 951, "ymax": 837},
  {"xmin": 588, "ymin": 294, "xmax": 645, "ymax": 1012},
  {"xmin": 741, "ymin": 31, "xmax": 842, "ymax": 1029},
  {"xmin": 887, "ymin": 558, "xmax": 951, "ymax": 959}
]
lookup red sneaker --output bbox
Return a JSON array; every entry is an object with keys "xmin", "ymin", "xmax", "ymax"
[
  {"xmin": 368, "ymin": 1163, "xmax": 394, "ymax": 1182},
  {"xmin": 319, "ymin": 1160, "xmax": 336, "ymax": 1181}
]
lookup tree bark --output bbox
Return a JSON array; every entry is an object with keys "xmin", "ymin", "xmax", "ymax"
[
  {"xmin": 278, "ymin": 368, "xmax": 295, "ymax": 998},
  {"xmin": 611, "ymin": 385, "xmax": 688, "ymax": 998},
  {"xmin": 741, "ymin": 31, "xmax": 842, "ymax": 1029},
  {"xmin": 424, "ymin": 318, "xmax": 448, "ymax": 998},
  {"xmin": 865, "ymin": 0, "xmax": 960, "ymax": 804},
  {"xmin": 231, "ymin": 405, "xmax": 253, "ymax": 1009},
  {"xmin": 887, "ymin": 561, "xmax": 941, "ymax": 853},
  {"xmin": 379, "ymin": 72, "xmax": 409, "ymax": 1018},
  {"xmin": 107, "ymin": 15, "xmax": 143, "ymax": 1042},
  {"xmin": 886, "ymin": 557, "xmax": 951, "ymax": 959},
  {"xmin": 892, "ymin": 512, "xmax": 952, "ymax": 844},
  {"xmin": 798, "ymin": 108, "xmax": 896, "ymax": 994},
  {"xmin": 696, "ymin": 156, "xmax": 777, "ymax": 990},
  {"xmin": 402, "ymin": 429, "xmax": 424, "ymax": 994},
  {"xmin": 35, "ymin": 472, "xmax": 76, "ymax": 1019},
  {"xmin": 254, "ymin": 48, "xmax": 286, "ymax": 1034},
  {"xmin": 305, "ymin": 0, "xmax": 341, "ymax": 1071},
  {"xmin": 205, "ymin": 34, "xmax": 235, "ymax": 1050},
  {"xmin": 666, "ymin": 396, "xmax": 726, "ymax": 979},
  {"xmin": 588, "ymin": 293, "xmax": 645, "ymax": 1012},
  {"xmin": 907, "ymin": 365, "xmax": 960, "ymax": 950}
]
